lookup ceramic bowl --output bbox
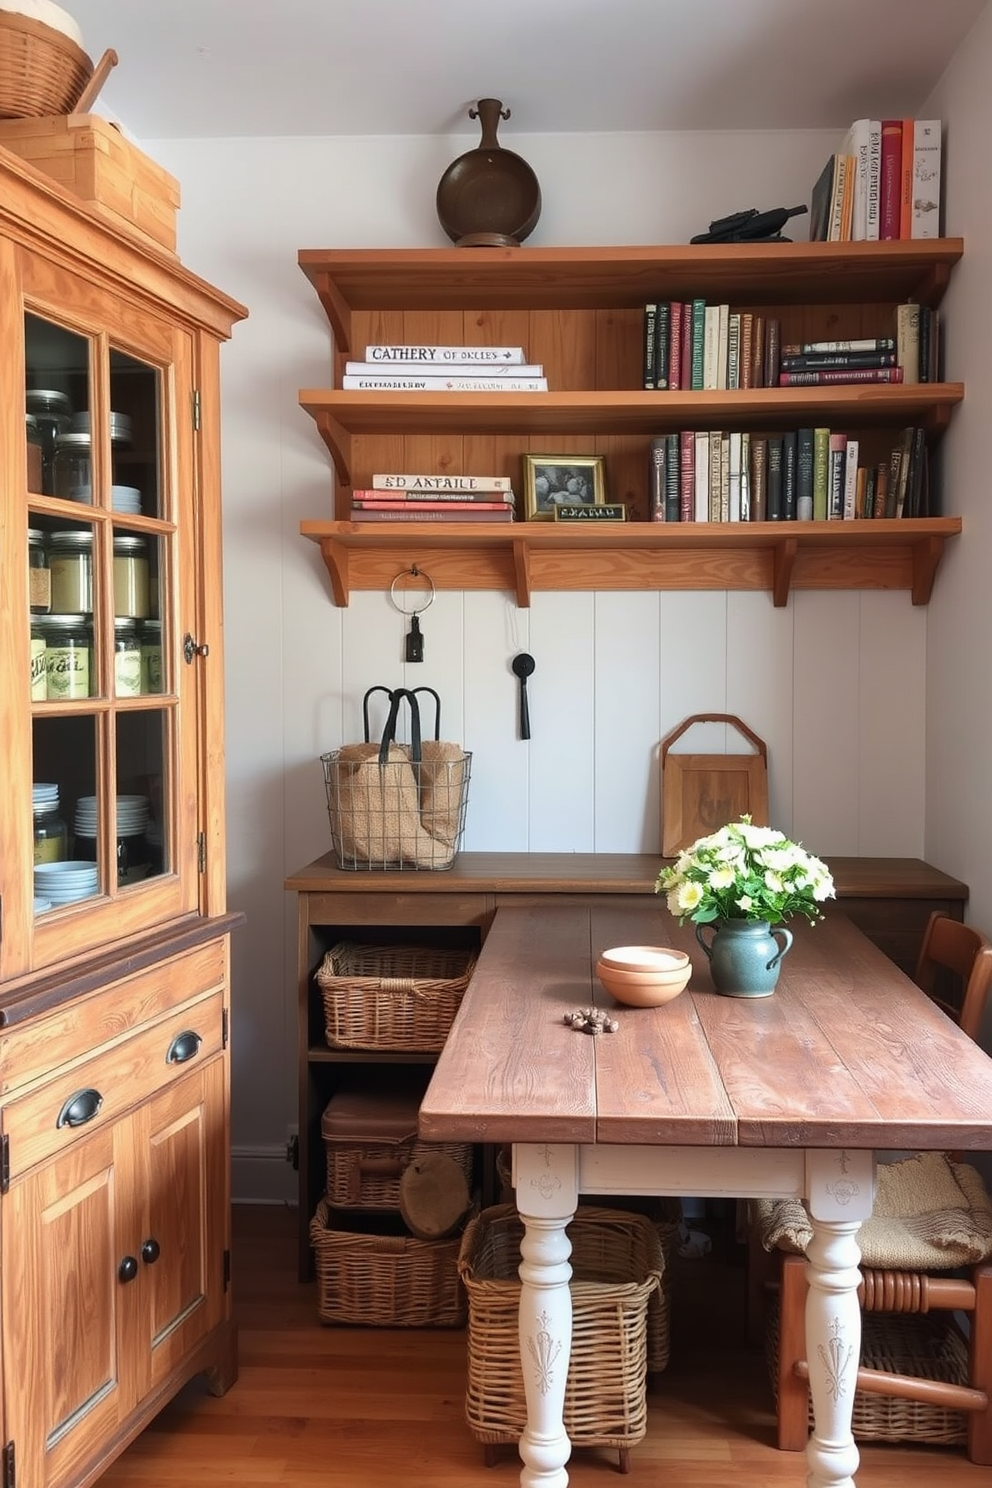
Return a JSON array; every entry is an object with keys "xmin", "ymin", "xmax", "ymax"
[
  {"xmin": 595, "ymin": 950, "xmax": 692, "ymax": 1007},
  {"xmin": 598, "ymin": 945, "xmax": 690, "ymax": 975}
]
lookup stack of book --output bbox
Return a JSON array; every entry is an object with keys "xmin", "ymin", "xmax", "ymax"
[
  {"xmin": 642, "ymin": 301, "xmax": 781, "ymax": 391},
  {"xmin": 809, "ymin": 118, "xmax": 942, "ymax": 242},
  {"xmin": 342, "ymin": 344, "xmax": 547, "ymax": 392},
  {"xmin": 778, "ymin": 336, "xmax": 903, "ymax": 388},
  {"xmin": 648, "ymin": 425, "xmax": 931, "ymax": 523},
  {"xmin": 348, "ymin": 474, "xmax": 516, "ymax": 523}
]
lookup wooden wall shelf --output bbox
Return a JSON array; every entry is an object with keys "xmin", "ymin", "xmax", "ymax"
[{"xmin": 301, "ymin": 516, "xmax": 962, "ymax": 608}]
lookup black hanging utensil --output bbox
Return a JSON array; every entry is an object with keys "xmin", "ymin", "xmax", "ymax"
[
  {"xmin": 405, "ymin": 614, "xmax": 424, "ymax": 662},
  {"xmin": 511, "ymin": 653, "xmax": 535, "ymax": 740}
]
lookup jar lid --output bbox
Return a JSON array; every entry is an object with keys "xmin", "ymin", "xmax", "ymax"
[
  {"xmin": 26, "ymin": 389, "xmax": 72, "ymax": 415},
  {"xmin": 34, "ymin": 613, "xmax": 91, "ymax": 628},
  {"xmin": 49, "ymin": 529, "xmax": 93, "ymax": 549},
  {"xmin": 70, "ymin": 411, "xmax": 132, "ymax": 444},
  {"xmin": 114, "ymin": 616, "xmax": 139, "ymax": 631},
  {"xmin": 25, "ymin": 413, "xmax": 39, "ymax": 430},
  {"xmin": 112, "ymin": 535, "xmax": 147, "ymax": 553},
  {"xmin": 28, "ymin": 527, "xmax": 44, "ymax": 541},
  {"xmin": 53, "ymin": 431, "xmax": 92, "ymax": 448}
]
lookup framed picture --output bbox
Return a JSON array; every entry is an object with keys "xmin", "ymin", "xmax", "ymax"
[{"xmin": 521, "ymin": 454, "xmax": 607, "ymax": 520}]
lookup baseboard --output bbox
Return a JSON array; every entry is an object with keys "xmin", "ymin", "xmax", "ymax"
[{"xmin": 231, "ymin": 1143, "xmax": 298, "ymax": 1206}]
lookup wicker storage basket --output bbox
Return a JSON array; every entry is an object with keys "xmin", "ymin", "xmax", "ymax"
[
  {"xmin": 458, "ymin": 1204, "xmax": 662, "ymax": 1457},
  {"xmin": 494, "ymin": 1147, "xmax": 679, "ymax": 1373},
  {"xmin": 0, "ymin": 10, "xmax": 92, "ymax": 117},
  {"xmin": 310, "ymin": 1198, "xmax": 466, "ymax": 1328},
  {"xmin": 767, "ymin": 1298, "xmax": 968, "ymax": 1445},
  {"xmin": 315, "ymin": 940, "xmax": 476, "ymax": 1053},
  {"xmin": 322, "ymin": 1072, "xmax": 474, "ymax": 1211}
]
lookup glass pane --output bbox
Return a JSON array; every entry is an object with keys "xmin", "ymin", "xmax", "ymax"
[
  {"xmin": 25, "ymin": 313, "xmax": 90, "ymax": 500},
  {"xmin": 32, "ymin": 715, "xmax": 100, "ymax": 912},
  {"xmin": 110, "ymin": 348, "xmax": 161, "ymax": 518},
  {"xmin": 32, "ymin": 516, "xmax": 98, "ymax": 701},
  {"xmin": 117, "ymin": 710, "xmax": 169, "ymax": 884}
]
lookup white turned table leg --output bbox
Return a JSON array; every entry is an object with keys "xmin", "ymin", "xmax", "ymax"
[
  {"xmin": 804, "ymin": 1150, "xmax": 875, "ymax": 1488},
  {"xmin": 512, "ymin": 1144, "xmax": 580, "ymax": 1488}
]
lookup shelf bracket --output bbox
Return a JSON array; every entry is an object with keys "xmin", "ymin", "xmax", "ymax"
[
  {"xmin": 912, "ymin": 534, "xmax": 945, "ymax": 605},
  {"xmin": 318, "ymin": 537, "xmax": 350, "ymax": 606},
  {"xmin": 511, "ymin": 537, "xmax": 532, "ymax": 607},
  {"xmin": 313, "ymin": 411, "xmax": 352, "ymax": 486},
  {"xmin": 313, "ymin": 274, "xmax": 353, "ymax": 354},
  {"xmin": 772, "ymin": 537, "xmax": 797, "ymax": 608}
]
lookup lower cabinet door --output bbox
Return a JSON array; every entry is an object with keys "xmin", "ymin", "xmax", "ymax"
[
  {"xmin": 1, "ymin": 1123, "xmax": 136, "ymax": 1488},
  {"xmin": 141, "ymin": 1056, "xmax": 228, "ymax": 1392}
]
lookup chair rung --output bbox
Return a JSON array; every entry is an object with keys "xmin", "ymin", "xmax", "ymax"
[{"xmin": 795, "ymin": 1358, "xmax": 986, "ymax": 1414}]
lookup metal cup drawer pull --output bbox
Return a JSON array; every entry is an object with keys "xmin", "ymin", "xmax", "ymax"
[
  {"xmin": 166, "ymin": 1029, "xmax": 202, "ymax": 1064},
  {"xmin": 56, "ymin": 1087, "xmax": 104, "ymax": 1129}
]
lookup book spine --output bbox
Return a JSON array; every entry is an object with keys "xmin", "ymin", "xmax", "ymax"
[
  {"xmin": 728, "ymin": 430, "xmax": 742, "ymax": 522},
  {"xmin": 752, "ymin": 316, "xmax": 765, "ymax": 388},
  {"xmin": 643, "ymin": 304, "xmax": 658, "ymax": 389},
  {"xmin": 372, "ymin": 473, "xmax": 512, "ymax": 491},
  {"xmin": 866, "ymin": 119, "xmax": 882, "ymax": 240},
  {"xmin": 899, "ymin": 116, "xmax": 915, "ymax": 239},
  {"xmin": 680, "ymin": 301, "xmax": 692, "ymax": 393},
  {"xmin": 739, "ymin": 431, "xmax": 751, "ymax": 521},
  {"xmin": 766, "ymin": 436, "xmax": 783, "ymax": 521},
  {"xmin": 342, "ymin": 375, "xmax": 548, "ymax": 391},
  {"xmin": 912, "ymin": 119, "xmax": 942, "ymax": 238},
  {"xmin": 894, "ymin": 302, "xmax": 921, "ymax": 384},
  {"xmin": 750, "ymin": 437, "xmax": 768, "ymax": 521},
  {"xmin": 716, "ymin": 304, "xmax": 729, "ymax": 390},
  {"xmin": 796, "ymin": 427, "xmax": 814, "ymax": 521},
  {"xmin": 812, "ymin": 427, "xmax": 831, "ymax": 520},
  {"xmin": 849, "ymin": 119, "xmax": 871, "ymax": 240},
  {"xmin": 918, "ymin": 306, "xmax": 932, "ymax": 384},
  {"xmin": 720, "ymin": 433, "xmax": 730, "ymax": 521},
  {"xmin": 827, "ymin": 434, "xmax": 847, "ymax": 518},
  {"xmin": 349, "ymin": 507, "xmax": 515, "ymax": 522},
  {"xmin": 363, "ymin": 344, "xmax": 525, "ymax": 363},
  {"xmin": 763, "ymin": 318, "xmax": 781, "ymax": 388},
  {"xmin": 783, "ymin": 337, "xmax": 895, "ymax": 354},
  {"xmin": 356, "ymin": 488, "xmax": 513, "ymax": 503},
  {"xmin": 345, "ymin": 362, "xmax": 543, "ymax": 377},
  {"xmin": 903, "ymin": 426, "xmax": 927, "ymax": 517},
  {"xmin": 727, "ymin": 312, "xmax": 741, "ymax": 391},
  {"xmin": 679, "ymin": 429, "xmax": 695, "ymax": 522},
  {"xmin": 351, "ymin": 499, "xmax": 510, "ymax": 511},
  {"xmin": 707, "ymin": 431, "xmax": 722, "ymax": 523},
  {"xmin": 690, "ymin": 299, "xmax": 706, "ymax": 390},
  {"xmin": 879, "ymin": 121, "xmax": 903, "ymax": 240},
  {"xmin": 664, "ymin": 433, "xmax": 681, "ymax": 522},
  {"xmin": 779, "ymin": 351, "xmax": 897, "ymax": 370},
  {"xmin": 781, "ymin": 432, "xmax": 797, "ymax": 520},
  {"xmin": 702, "ymin": 305, "xmax": 719, "ymax": 390},
  {"xmin": 843, "ymin": 439, "xmax": 859, "ymax": 519},
  {"xmin": 668, "ymin": 300, "xmax": 685, "ymax": 390},
  {"xmin": 828, "ymin": 154, "xmax": 848, "ymax": 241},
  {"xmin": 654, "ymin": 301, "xmax": 671, "ymax": 390},
  {"xmin": 648, "ymin": 437, "xmax": 666, "ymax": 520},
  {"xmin": 778, "ymin": 367, "xmax": 904, "ymax": 385},
  {"xmin": 855, "ymin": 465, "xmax": 869, "ymax": 519},
  {"xmin": 873, "ymin": 460, "xmax": 889, "ymax": 518},
  {"xmin": 893, "ymin": 427, "xmax": 915, "ymax": 516},
  {"xmin": 739, "ymin": 313, "xmax": 754, "ymax": 390},
  {"xmin": 694, "ymin": 431, "xmax": 710, "ymax": 522}
]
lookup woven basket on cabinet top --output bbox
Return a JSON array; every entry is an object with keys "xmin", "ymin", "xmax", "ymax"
[{"xmin": 0, "ymin": 10, "xmax": 93, "ymax": 117}]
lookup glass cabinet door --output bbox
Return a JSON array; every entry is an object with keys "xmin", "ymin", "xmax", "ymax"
[{"xmin": 19, "ymin": 300, "xmax": 199, "ymax": 974}]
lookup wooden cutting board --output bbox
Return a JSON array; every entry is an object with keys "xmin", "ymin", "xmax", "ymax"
[{"xmin": 660, "ymin": 714, "xmax": 769, "ymax": 857}]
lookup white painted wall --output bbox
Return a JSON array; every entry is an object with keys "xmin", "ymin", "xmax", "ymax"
[{"xmin": 142, "ymin": 121, "xmax": 969, "ymax": 1201}]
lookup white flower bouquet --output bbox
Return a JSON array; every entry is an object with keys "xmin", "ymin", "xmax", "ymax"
[{"xmin": 656, "ymin": 816, "xmax": 835, "ymax": 927}]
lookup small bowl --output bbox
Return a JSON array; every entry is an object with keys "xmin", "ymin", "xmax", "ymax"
[
  {"xmin": 596, "ymin": 953, "xmax": 692, "ymax": 1008},
  {"xmin": 598, "ymin": 945, "xmax": 690, "ymax": 975}
]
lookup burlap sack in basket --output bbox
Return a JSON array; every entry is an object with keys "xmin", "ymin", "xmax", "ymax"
[
  {"xmin": 330, "ymin": 741, "xmax": 447, "ymax": 869},
  {"xmin": 419, "ymin": 740, "xmax": 469, "ymax": 848}
]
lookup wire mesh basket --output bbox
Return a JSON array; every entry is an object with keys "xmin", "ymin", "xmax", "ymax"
[{"xmin": 321, "ymin": 745, "xmax": 471, "ymax": 870}]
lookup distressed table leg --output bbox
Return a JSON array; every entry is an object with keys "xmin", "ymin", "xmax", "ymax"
[
  {"xmin": 512, "ymin": 1143, "xmax": 580, "ymax": 1488},
  {"xmin": 804, "ymin": 1149, "xmax": 875, "ymax": 1488}
]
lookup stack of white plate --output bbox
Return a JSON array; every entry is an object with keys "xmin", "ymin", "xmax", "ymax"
[
  {"xmin": 34, "ymin": 860, "xmax": 99, "ymax": 906},
  {"xmin": 33, "ymin": 781, "xmax": 59, "ymax": 814},
  {"xmin": 74, "ymin": 794, "xmax": 150, "ymax": 840},
  {"xmin": 112, "ymin": 485, "xmax": 142, "ymax": 513}
]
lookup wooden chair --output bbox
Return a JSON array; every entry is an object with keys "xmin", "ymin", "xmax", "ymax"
[{"xmin": 764, "ymin": 913, "xmax": 992, "ymax": 1462}]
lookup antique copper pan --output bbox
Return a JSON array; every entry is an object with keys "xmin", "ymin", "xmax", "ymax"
[{"xmin": 436, "ymin": 99, "xmax": 541, "ymax": 247}]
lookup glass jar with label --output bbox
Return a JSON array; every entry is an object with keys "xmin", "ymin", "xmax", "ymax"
[
  {"xmin": 26, "ymin": 414, "xmax": 43, "ymax": 491},
  {"xmin": 49, "ymin": 529, "xmax": 93, "ymax": 614},
  {"xmin": 140, "ymin": 618, "xmax": 163, "ymax": 694},
  {"xmin": 114, "ymin": 617, "xmax": 142, "ymax": 697},
  {"xmin": 26, "ymin": 389, "xmax": 71, "ymax": 494},
  {"xmin": 52, "ymin": 430, "xmax": 93, "ymax": 502},
  {"xmin": 35, "ymin": 614, "xmax": 92, "ymax": 700},
  {"xmin": 28, "ymin": 528, "xmax": 50, "ymax": 614},
  {"xmin": 30, "ymin": 620, "xmax": 47, "ymax": 700},
  {"xmin": 113, "ymin": 534, "xmax": 150, "ymax": 618}
]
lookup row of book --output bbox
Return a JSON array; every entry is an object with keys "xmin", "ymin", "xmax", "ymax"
[
  {"xmin": 341, "ymin": 344, "xmax": 547, "ymax": 393},
  {"xmin": 810, "ymin": 118, "xmax": 942, "ymax": 243},
  {"xmin": 347, "ymin": 472, "xmax": 516, "ymax": 523},
  {"xmin": 642, "ymin": 309, "xmax": 939, "ymax": 392},
  {"xmin": 647, "ymin": 426, "xmax": 932, "ymax": 523}
]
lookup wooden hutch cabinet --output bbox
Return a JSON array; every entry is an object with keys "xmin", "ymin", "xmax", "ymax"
[{"xmin": 0, "ymin": 145, "xmax": 246, "ymax": 1488}]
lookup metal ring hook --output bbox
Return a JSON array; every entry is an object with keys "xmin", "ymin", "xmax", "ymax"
[{"xmin": 389, "ymin": 566, "xmax": 436, "ymax": 617}]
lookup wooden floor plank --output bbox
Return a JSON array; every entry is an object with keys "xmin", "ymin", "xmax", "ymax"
[{"xmin": 98, "ymin": 1204, "xmax": 992, "ymax": 1487}]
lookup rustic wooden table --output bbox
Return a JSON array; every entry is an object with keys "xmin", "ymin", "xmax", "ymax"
[{"xmin": 421, "ymin": 902, "xmax": 992, "ymax": 1488}]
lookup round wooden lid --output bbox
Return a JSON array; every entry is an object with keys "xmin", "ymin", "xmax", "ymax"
[{"xmin": 399, "ymin": 1151, "xmax": 471, "ymax": 1240}]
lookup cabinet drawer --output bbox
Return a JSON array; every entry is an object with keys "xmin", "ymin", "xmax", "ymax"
[
  {"xmin": 0, "ymin": 940, "xmax": 227, "ymax": 1097},
  {"xmin": 2, "ymin": 991, "xmax": 225, "ymax": 1181}
]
